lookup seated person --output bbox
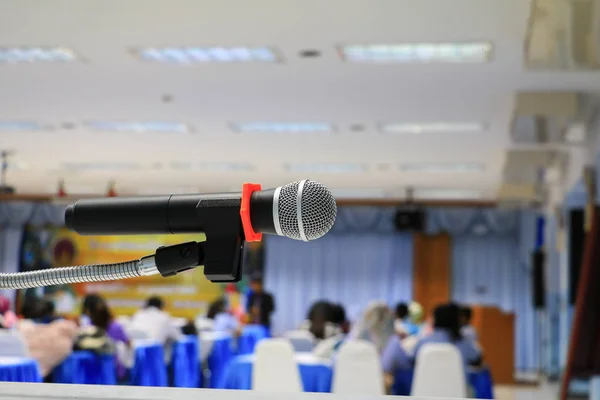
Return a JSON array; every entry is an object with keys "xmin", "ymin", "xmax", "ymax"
[
  {"xmin": 394, "ymin": 302, "xmax": 419, "ymax": 338},
  {"xmin": 348, "ymin": 302, "xmax": 395, "ymax": 354},
  {"xmin": 207, "ymin": 298, "xmax": 239, "ymax": 334},
  {"xmin": 459, "ymin": 305, "xmax": 478, "ymax": 342},
  {"xmin": 17, "ymin": 297, "xmax": 78, "ymax": 378},
  {"xmin": 301, "ymin": 301, "xmax": 340, "ymax": 340},
  {"xmin": 312, "ymin": 303, "xmax": 348, "ymax": 359},
  {"xmin": 129, "ymin": 296, "xmax": 181, "ymax": 345},
  {"xmin": 413, "ymin": 303, "xmax": 482, "ymax": 367}
]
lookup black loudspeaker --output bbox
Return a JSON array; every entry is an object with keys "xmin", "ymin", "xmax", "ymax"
[
  {"xmin": 394, "ymin": 209, "xmax": 425, "ymax": 232},
  {"xmin": 569, "ymin": 209, "xmax": 586, "ymax": 305},
  {"xmin": 532, "ymin": 250, "xmax": 546, "ymax": 309}
]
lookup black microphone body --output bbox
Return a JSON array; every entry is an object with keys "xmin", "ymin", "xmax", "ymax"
[{"xmin": 65, "ymin": 189, "xmax": 277, "ymax": 237}]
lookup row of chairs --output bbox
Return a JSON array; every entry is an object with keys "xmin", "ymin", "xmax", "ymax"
[{"xmin": 254, "ymin": 338, "xmax": 468, "ymax": 397}]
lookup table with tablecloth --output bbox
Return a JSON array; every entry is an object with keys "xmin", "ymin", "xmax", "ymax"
[
  {"xmin": 53, "ymin": 351, "xmax": 116, "ymax": 385},
  {"xmin": 171, "ymin": 335, "xmax": 199, "ymax": 388},
  {"xmin": 0, "ymin": 357, "xmax": 42, "ymax": 383},
  {"xmin": 130, "ymin": 340, "xmax": 168, "ymax": 387},
  {"xmin": 237, "ymin": 325, "xmax": 269, "ymax": 355},
  {"xmin": 218, "ymin": 353, "xmax": 332, "ymax": 392},
  {"xmin": 392, "ymin": 367, "xmax": 495, "ymax": 399},
  {"xmin": 203, "ymin": 332, "xmax": 236, "ymax": 388}
]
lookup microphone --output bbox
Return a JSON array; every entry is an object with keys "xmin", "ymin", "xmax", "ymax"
[{"xmin": 65, "ymin": 180, "xmax": 337, "ymax": 242}]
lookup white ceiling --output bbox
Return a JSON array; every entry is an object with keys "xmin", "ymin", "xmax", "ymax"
[{"xmin": 0, "ymin": 0, "xmax": 598, "ymax": 198}]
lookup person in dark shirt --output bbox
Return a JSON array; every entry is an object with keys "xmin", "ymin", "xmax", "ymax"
[{"xmin": 246, "ymin": 275, "xmax": 275, "ymax": 329}]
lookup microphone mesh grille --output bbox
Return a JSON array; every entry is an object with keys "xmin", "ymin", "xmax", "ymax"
[{"xmin": 277, "ymin": 180, "xmax": 337, "ymax": 241}]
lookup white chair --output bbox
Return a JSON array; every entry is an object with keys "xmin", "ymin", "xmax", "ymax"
[
  {"xmin": 411, "ymin": 343, "xmax": 467, "ymax": 398},
  {"xmin": 0, "ymin": 330, "xmax": 29, "ymax": 357},
  {"xmin": 284, "ymin": 330, "xmax": 316, "ymax": 352},
  {"xmin": 252, "ymin": 339, "xmax": 303, "ymax": 393},
  {"xmin": 332, "ymin": 340, "xmax": 385, "ymax": 395}
]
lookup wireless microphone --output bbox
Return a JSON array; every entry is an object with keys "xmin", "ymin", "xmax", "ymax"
[{"xmin": 65, "ymin": 179, "xmax": 337, "ymax": 242}]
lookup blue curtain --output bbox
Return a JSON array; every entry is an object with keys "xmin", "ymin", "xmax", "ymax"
[
  {"xmin": 451, "ymin": 232, "xmax": 538, "ymax": 372},
  {"xmin": 264, "ymin": 233, "xmax": 413, "ymax": 334}
]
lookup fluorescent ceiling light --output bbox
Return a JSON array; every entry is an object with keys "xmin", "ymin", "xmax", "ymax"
[
  {"xmin": 285, "ymin": 163, "xmax": 366, "ymax": 173},
  {"xmin": 0, "ymin": 121, "xmax": 51, "ymax": 131},
  {"xmin": 0, "ymin": 47, "xmax": 78, "ymax": 63},
  {"xmin": 170, "ymin": 162, "xmax": 254, "ymax": 172},
  {"xmin": 414, "ymin": 189, "xmax": 483, "ymax": 200},
  {"xmin": 60, "ymin": 162, "xmax": 141, "ymax": 171},
  {"xmin": 6, "ymin": 161, "xmax": 29, "ymax": 171},
  {"xmin": 399, "ymin": 163, "xmax": 485, "ymax": 173},
  {"xmin": 133, "ymin": 47, "xmax": 280, "ymax": 64},
  {"xmin": 86, "ymin": 121, "xmax": 191, "ymax": 133},
  {"xmin": 232, "ymin": 122, "xmax": 333, "ymax": 133},
  {"xmin": 380, "ymin": 122, "xmax": 485, "ymax": 134},
  {"xmin": 340, "ymin": 42, "xmax": 492, "ymax": 63}
]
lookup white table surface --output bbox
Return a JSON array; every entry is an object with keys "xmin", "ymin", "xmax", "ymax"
[{"xmin": 0, "ymin": 382, "xmax": 470, "ymax": 400}]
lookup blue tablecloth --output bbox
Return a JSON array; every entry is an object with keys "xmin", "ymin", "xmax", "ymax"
[
  {"xmin": 171, "ymin": 336, "xmax": 200, "ymax": 388},
  {"xmin": 207, "ymin": 334, "xmax": 235, "ymax": 388},
  {"xmin": 393, "ymin": 368, "xmax": 494, "ymax": 399},
  {"xmin": 218, "ymin": 354, "xmax": 332, "ymax": 392},
  {"xmin": 238, "ymin": 325, "xmax": 269, "ymax": 355},
  {"xmin": 130, "ymin": 341, "xmax": 168, "ymax": 387},
  {"xmin": 0, "ymin": 357, "xmax": 42, "ymax": 383},
  {"xmin": 53, "ymin": 352, "xmax": 116, "ymax": 385}
]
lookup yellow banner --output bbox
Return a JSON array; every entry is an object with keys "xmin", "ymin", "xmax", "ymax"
[{"xmin": 50, "ymin": 228, "xmax": 223, "ymax": 319}]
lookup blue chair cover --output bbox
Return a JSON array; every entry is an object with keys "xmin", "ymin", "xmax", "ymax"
[
  {"xmin": 53, "ymin": 352, "xmax": 116, "ymax": 385},
  {"xmin": 207, "ymin": 335, "xmax": 235, "ymax": 388},
  {"xmin": 218, "ymin": 354, "xmax": 332, "ymax": 392},
  {"xmin": 171, "ymin": 336, "xmax": 200, "ymax": 388},
  {"xmin": 130, "ymin": 342, "xmax": 168, "ymax": 387},
  {"xmin": 0, "ymin": 357, "xmax": 42, "ymax": 383},
  {"xmin": 238, "ymin": 325, "xmax": 269, "ymax": 355},
  {"xmin": 392, "ymin": 368, "xmax": 494, "ymax": 399}
]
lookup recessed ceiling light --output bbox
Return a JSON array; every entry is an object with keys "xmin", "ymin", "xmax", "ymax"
[
  {"xmin": 232, "ymin": 122, "xmax": 334, "ymax": 133},
  {"xmin": 414, "ymin": 188, "xmax": 483, "ymax": 200},
  {"xmin": 60, "ymin": 162, "xmax": 141, "ymax": 171},
  {"xmin": 380, "ymin": 122, "xmax": 485, "ymax": 134},
  {"xmin": 0, "ymin": 47, "xmax": 78, "ymax": 63},
  {"xmin": 132, "ymin": 47, "xmax": 280, "ymax": 64},
  {"xmin": 399, "ymin": 163, "xmax": 485, "ymax": 173},
  {"xmin": 339, "ymin": 42, "xmax": 492, "ymax": 63},
  {"xmin": 85, "ymin": 121, "xmax": 191, "ymax": 133},
  {"xmin": 170, "ymin": 162, "xmax": 254, "ymax": 172},
  {"xmin": 0, "ymin": 121, "xmax": 51, "ymax": 131},
  {"xmin": 285, "ymin": 163, "xmax": 366, "ymax": 173}
]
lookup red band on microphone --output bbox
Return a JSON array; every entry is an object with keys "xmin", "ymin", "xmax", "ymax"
[{"xmin": 240, "ymin": 182, "xmax": 263, "ymax": 242}]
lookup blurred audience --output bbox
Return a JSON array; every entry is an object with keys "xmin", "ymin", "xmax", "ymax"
[
  {"xmin": 130, "ymin": 296, "xmax": 180, "ymax": 345},
  {"xmin": 312, "ymin": 303, "xmax": 349, "ymax": 359},
  {"xmin": 414, "ymin": 303, "xmax": 481, "ymax": 367},
  {"xmin": 37, "ymin": 298, "xmax": 58, "ymax": 324},
  {"xmin": 80, "ymin": 293, "xmax": 104, "ymax": 327},
  {"xmin": 207, "ymin": 297, "xmax": 240, "ymax": 334},
  {"xmin": 246, "ymin": 274, "xmax": 275, "ymax": 329},
  {"xmin": 302, "ymin": 300, "xmax": 337, "ymax": 340},
  {"xmin": 394, "ymin": 302, "xmax": 418, "ymax": 338},
  {"xmin": 16, "ymin": 297, "xmax": 78, "ymax": 377},
  {"xmin": 349, "ymin": 301, "xmax": 395, "ymax": 354}
]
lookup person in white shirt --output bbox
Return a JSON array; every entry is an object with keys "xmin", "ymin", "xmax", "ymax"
[{"xmin": 129, "ymin": 296, "xmax": 181, "ymax": 345}]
